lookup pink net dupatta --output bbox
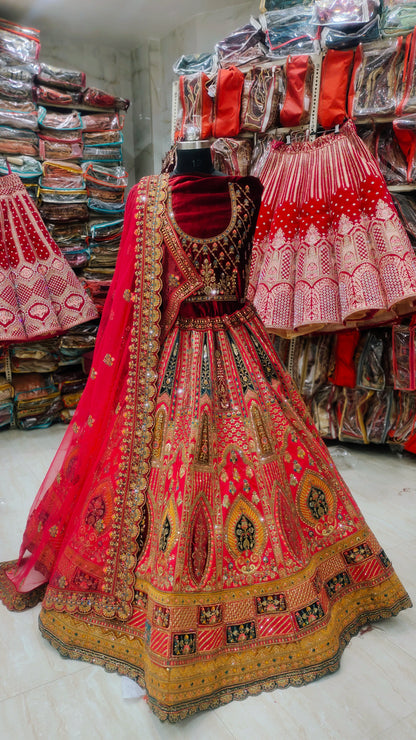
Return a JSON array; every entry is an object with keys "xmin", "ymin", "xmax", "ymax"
[{"xmin": 0, "ymin": 175, "xmax": 167, "ymax": 618}]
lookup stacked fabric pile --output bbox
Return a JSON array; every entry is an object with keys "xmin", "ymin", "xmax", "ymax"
[
  {"xmin": 52, "ymin": 366, "xmax": 88, "ymax": 422},
  {"xmin": 0, "ymin": 19, "xmax": 41, "ymax": 196},
  {"xmin": 0, "ymin": 374, "xmax": 13, "ymax": 429},
  {"xmin": 13, "ymin": 372, "xmax": 62, "ymax": 430}
]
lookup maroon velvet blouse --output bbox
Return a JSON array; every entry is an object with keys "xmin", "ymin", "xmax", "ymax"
[{"xmin": 166, "ymin": 174, "xmax": 263, "ymax": 318}]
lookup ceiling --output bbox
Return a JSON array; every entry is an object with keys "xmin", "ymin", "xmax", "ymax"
[{"xmin": 0, "ymin": 0, "xmax": 250, "ymax": 47}]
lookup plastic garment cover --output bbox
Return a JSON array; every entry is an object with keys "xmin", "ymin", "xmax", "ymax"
[
  {"xmin": 175, "ymin": 72, "xmax": 213, "ymax": 141},
  {"xmin": 389, "ymin": 391, "xmax": 416, "ymax": 445},
  {"xmin": 38, "ymin": 132, "xmax": 83, "ymax": 161},
  {"xmin": 35, "ymin": 86, "xmax": 82, "ymax": 107},
  {"xmin": 393, "ymin": 322, "xmax": 416, "ymax": 390},
  {"xmin": 173, "ymin": 53, "xmax": 216, "ymax": 75},
  {"xmin": 0, "ymin": 126, "xmax": 38, "ymax": 156},
  {"xmin": 365, "ymin": 389, "xmax": 394, "ymax": 444},
  {"xmin": 355, "ymin": 329, "xmax": 390, "ymax": 390},
  {"xmin": 215, "ymin": 22, "xmax": 267, "ymax": 67},
  {"xmin": 313, "ymin": 0, "xmax": 381, "ymax": 26},
  {"xmin": 39, "ymin": 201, "xmax": 89, "ymax": 223},
  {"xmin": 81, "ymin": 112, "xmax": 124, "ymax": 131},
  {"xmin": 39, "ymin": 188, "xmax": 88, "ymax": 204},
  {"xmin": 321, "ymin": 16, "xmax": 380, "ymax": 49},
  {"xmin": 211, "ymin": 137, "xmax": 253, "ymax": 176},
  {"xmin": 0, "ymin": 76, "xmax": 33, "ymax": 101},
  {"xmin": 38, "ymin": 108, "xmax": 82, "ymax": 131},
  {"xmin": 87, "ymin": 198, "xmax": 125, "ymax": 215},
  {"xmin": 41, "ymin": 161, "xmax": 85, "ymax": 190},
  {"xmin": 0, "ymin": 107, "xmax": 38, "ymax": 130},
  {"xmin": 348, "ymin": 39, "xmax": 404, "ymax": 119},
  {"xmin": 0, "ymin": 19, "xmax": 40, "ymax": 64},
  {"xmin": 392, "ymin": 191, "xmax": 416, "ymax": 237},
  {"xmin": 240, "ymin": 65, "xmax": 282, "ymax": 132},
  {"xmin": 81, "ymin": 88, "xmax": 130, "ymax": 111},
  {"xmin": 83, "ymin": 130, "xmax": 122, "ymax": 145},
  {"xmin": 82, "ymin": 144, "xmax": 122, "ymax": 163},
  {"xmin": 0, "ymin": 155, "xmax": 41, "ymax": 179},
  {"xmin": 338, "ymin": 387, "xmax": 373, "ymax": 444},
  {"xmin": 375, "ymin": 124, "xmax": 409, "ymax": 184},
  {"xmin": 261, "ymin": 6, "xmax": 317, "ymax": 55},
  {"xmin": 310, "ymin": 385, "xmax": 340, "ymax": 439},
  {"xmin": 36, "ymin": 62, "xmax": 86, "ymax": 91},
  {"xmin": 382, "ymin": 4, "xmax": 416, "ymax": 36}
]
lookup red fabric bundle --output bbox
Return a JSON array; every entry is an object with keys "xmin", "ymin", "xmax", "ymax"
[
  {"xmin": 318, "ymin": 49, "xmax": 355, "ymax": 129},
  {"xmin": 279, "ymin": 55, "xmax": 312, "ymax": 128},
  {"xmin": 213, "ymin": 66, "xmax": 244, "ymax": 138},
  {"xmin": 328, "ymin": 330, "xmax": 360, "ymax": 388}
]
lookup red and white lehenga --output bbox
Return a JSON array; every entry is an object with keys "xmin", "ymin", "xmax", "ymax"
[
  {"xmin": 0, "ymin": 173, "xmax": 97, "ymax": 342},
  {"xmin": 249, "ymin": 120, "xmax": 416, "ymax": 337},
  {"xmin": 0, "ymin": 173, "xmax": 411, "ymax": 721}
]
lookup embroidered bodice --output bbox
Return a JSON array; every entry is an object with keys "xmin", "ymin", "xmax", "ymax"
[{"xmin": 162, "ymin": 175, "xmax": 263, "ymax": 318}]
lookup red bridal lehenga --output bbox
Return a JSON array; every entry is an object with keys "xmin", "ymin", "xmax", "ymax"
[
  {"xmin": 249, "ymin": 120, "xmax": 416, "ymax": 337},
  {"xmin": 0, "ymin": 173, "xmax": 411, "ymax": 721},
  {"xmin": 0, "ymin": 173, "xmax": 97, "ymax": 342}
]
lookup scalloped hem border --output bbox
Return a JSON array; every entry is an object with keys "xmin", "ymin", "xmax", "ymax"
[
  {"xmin": 0, "ymin": 560, "xmax": 46, "ymax": 612},
  {"xmin": 38, "ymin": 595, "xmax": 411, "ymax": 723}
]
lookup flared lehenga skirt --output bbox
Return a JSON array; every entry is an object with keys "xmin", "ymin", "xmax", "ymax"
[
  {"xmin": 251, "ymin": 121, "xmax": 416, "ymax": 337},
  {"xmin": 34, "ymin": 303, "xmax": 410, "ymax": 721},
  {"xmin": 0, "ymin": 173, "xmax": 97, "ymax": 342}
]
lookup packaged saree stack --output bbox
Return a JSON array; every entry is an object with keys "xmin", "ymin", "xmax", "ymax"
[
  {"xmin": 0, "ymin": 374, "xmax": 14, "ymax": 429},
  {"xmin": 34, "ymin": 61, "xmax": 84, "ymax": 108},
  {"xmin": 80, "ymin": 217, "xmax": 124, "ymax": 310},
  {"xmin": 13, "ymin": 372, "xmax": 62, "ymax": 430}
]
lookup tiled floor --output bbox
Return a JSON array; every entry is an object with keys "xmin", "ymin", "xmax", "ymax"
[{"xmin": 0, "ymin": 427, "xmax": 415, "ymax": 740}]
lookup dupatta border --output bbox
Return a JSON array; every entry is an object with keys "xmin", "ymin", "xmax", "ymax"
[{"xmin": 41, "ymin": 174, "xmax": 167, "ymax": 620}]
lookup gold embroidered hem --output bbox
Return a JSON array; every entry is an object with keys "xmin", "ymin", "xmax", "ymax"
[
  {"xmin": 0, "ymin": 561, "xmax": 46, "ymax": 611},
  {"xmin": 38, "ymin": 568, "xmax": 410, "ymax": 722}
]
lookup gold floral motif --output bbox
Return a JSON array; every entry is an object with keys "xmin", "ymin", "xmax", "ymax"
[
  {"xmin": 225, "ymin": 495, "xmax": 266, "ymax": 572},
  {"xmin": 103, "ymin": 354, "xmax": 115, "ymax": 367}
]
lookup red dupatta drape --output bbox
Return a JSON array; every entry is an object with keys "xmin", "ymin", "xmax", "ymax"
[{"xmin": 2, "ymin": 175, "xmax": 168, "ymax": 619}]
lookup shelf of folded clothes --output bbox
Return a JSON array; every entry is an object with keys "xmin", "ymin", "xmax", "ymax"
[
  {"xmin": 273, "ymin": 325, "xmax": 416, "ymax": 451},
  {"xmin": 13, "ymin": 372, "xmax": 62, "ymax": 430},
  {"xmin": 0, "ymin": 375, "xmax": 14, "ymax": 429}
]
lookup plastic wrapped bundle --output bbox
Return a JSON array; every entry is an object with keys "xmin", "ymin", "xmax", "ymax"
[
  {"xmin": 41, "ymin": 160, "xmax": 84, "ymax": 190},
  {"xmin": 0, "ymin": 19, "xmax": 40, "ymax": 64},
  {"xmin": 36, "ymin": 62, "xmax": 85, "ymax": 91},
  {"xmin": 310, "ymin": 385, "xmax": 340, "ymax": 440},
  {"xmin": 59, "ymin": 244, "xmax": 90, "ymax": 270},
  {"xmin": 39, "ymin": 200, "xmax": 89, "ymax": 223},
  {"xmin": 84, "ymin": 163, "xmax": 128, "ymax": 202},
  {"xmin": 313, "ymin": 0, "xmax": 381, "ymax": 26},
  {"xmin": 0, "ymin": 126, "xmax": 38, "ymax": 156},
  {"xmin": 349, "ymin": 38, "xmax": 404, "ymax": 120},
  {"xmin": 366, "ymin": 389, "xmax": 394, "ymax": 444},
  {"xmin": 38, "ymin": 131, "xmax": 83, "ymax": 160},
  {"xmin": 392, "ymin": 322, "xmax": 416, "ymax": 391},
  {"xmin": 321, "ymin": 17, "xmax": 380, "ymax": 49},
  {"xmin": 81, "ymin": 87, "xmax": 130, "ymax": 110},
  {"xmin": 11, "ymin": 342, "xmax": 60, "ymax": 373},
  {"xmin": 240, "ymin": 65, "xmax": 282, "ymax": 132},
  {"xmin": 0, "ymin": 400, "xmax": 13, "ymax": 428},
  {"xmin": 389, "ymin": 391, "xmax": 416, "ymax": 445},
  {"xmin": 38, "ymin": 107, "xmax": 82, "ymax": 131},
  {"xmin": 80, "ymin": 112, "xmax": 124, "ymax": 131},
  {"xmin": 175, "ymin": 72, "xmax": 213, "ymax": 141},
  {"xmin": 0, "ymin": 107, "xmax": 38, "ymax": 130},
  {"xmin": 88, "ymin": 218, "xmax": 123, "ymax": 242},
  {"xmin": 215, "ymin": 22, "xmax": 267, "ymax": 67},
  {"xmin": 35, "ymin": 85, "xmax": 82, "ymax": 107},
  {"xmin": 260, "ymin": 6, "xmax": 317, "ymax": 56},
  {"xmin": 392, "ymin": 191, "xmax": 416, "ymax": 238},
  {"xmin": 338, "ymin": 387, "xmax": 373, "ymax": 444},
  {"xmin": 58, "ymin": 321, "xmax": 98, "ymax": 364},
  {"xmin": 39, "ymin": 186, "xmax": 87, "ymax": 204},
  {"xmin": 82, "ymin": 143, "xmax": 122, "ymax": 163},
  {"xmin": 211, "ymin": 138, "xmax": 253, "ymax": 176},
  {"xmin": 173, "ymin": 53, "xmax": 215, "ymax": 75},
  {"xmin": 0, "ymin": 76, "xmax": 33, "ymax": 102},
  {"xmin": 356, "ymin": 330, "xmax": 388, "ymax": 390},
  {"xmin": 0, "ymin": 155, "xmax": 41, "ymax": 180},
  {"xmin": 382, "ymin": 3, "xmax": 416, "ymax": 36}
]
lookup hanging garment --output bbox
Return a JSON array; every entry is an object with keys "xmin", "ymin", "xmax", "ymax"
[
  {"xmin": 0, "ymin": 174, "xmax": 411, "ymax": 722},
  {"xmin": 0, "ymin": 172, "xmax": 97, "ymax": 342},
  {"xmin": 249, "ymin": 120, "xmax": 416, "ymax": 337}
]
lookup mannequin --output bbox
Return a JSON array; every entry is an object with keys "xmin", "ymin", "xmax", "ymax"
[{"xmin": 172, "ymin": 139, "xmax": 224, "ymax": 175}]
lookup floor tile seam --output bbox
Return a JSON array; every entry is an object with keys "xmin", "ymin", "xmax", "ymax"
[{"xmin": 0, "ymin": 665, "xmax": 92, "ymax": 704}]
